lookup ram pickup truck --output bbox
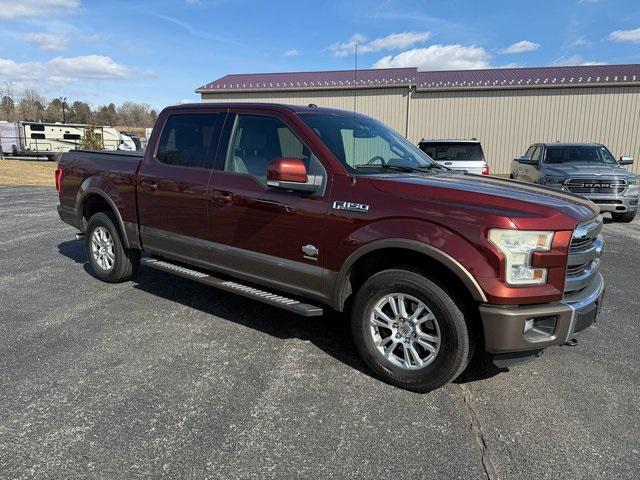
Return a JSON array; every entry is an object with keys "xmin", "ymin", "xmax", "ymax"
[
  {"xmin": 56, "ymin": 103, "xmax": 605, "ymax": 392},
  {"xmin": 510, "ymin": 142, "xmax": 638, "ymax": 223}
]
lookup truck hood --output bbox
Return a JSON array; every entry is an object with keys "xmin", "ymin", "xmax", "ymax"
[
  {"xmin": 368, "ymin": 173, "xmax": 598, "ymax": 225},
  {"xmin": 541, "ymin": 163, "xmax": 634, "ymax": 179}
]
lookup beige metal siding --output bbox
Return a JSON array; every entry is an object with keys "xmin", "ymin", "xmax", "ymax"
[
  {"xmin": 202, "ymin": 85, "xmax": 640, "ymax": 174},
  {"xmin": 409, "ymin": 86, "xmax": 640, "ymax": 174}
]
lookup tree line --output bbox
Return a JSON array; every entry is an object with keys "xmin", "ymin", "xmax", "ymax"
[{"xmin": 0, "ymin": 87, "xmax": 158, "ymax": 128}]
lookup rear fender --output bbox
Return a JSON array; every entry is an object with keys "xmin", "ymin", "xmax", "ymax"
[{"xmin": 76, "ymin": 176, "xmax": 137, "ymax": 249}]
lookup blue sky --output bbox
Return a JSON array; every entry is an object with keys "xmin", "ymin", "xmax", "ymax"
[{"xmin": 1, "ymin": 0, "xmax": 639, "ymax": 109}]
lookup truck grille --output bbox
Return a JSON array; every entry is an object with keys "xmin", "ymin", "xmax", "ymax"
[
  {"xmin": 565, "ymin": 178, "xmax": 626, "ymax": 194},
  {"xmin": 565, "ymin": 218, "xmax": 603, "ymax": 294}
]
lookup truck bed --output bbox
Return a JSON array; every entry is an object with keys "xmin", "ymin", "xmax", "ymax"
[{"xmin": 57, "ymin": 149, "xmax": 144, "ymax": 242}]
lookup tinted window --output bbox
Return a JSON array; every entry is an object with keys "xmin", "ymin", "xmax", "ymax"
[
  {"xmin": 156, "ymin": 114, "xmax": 221, "ymax": 168},
  {"xmin": 63, "ymin": 134, "xmax": 81, "ymax": 140},
  {"xmin": 419, "ymin": 142, "xmax": 484, "ymax": 161},
  {"xmin": 225, "ymin": 114, "xmax": 325, "ymax": 188},
  {"xmin": 525, "ymin": 146, "xmax": 536, "ymax": 157},
  {"xmin": 30, "ymin": 133, "xmax": 45, "ymax": 139},
  {"xmin": 544, "ymin": 146, "xmax": 617, "ymax": 165},
  {"xmin": 30, "ymin": 124, "xmax": 45, "ymax": 132}
]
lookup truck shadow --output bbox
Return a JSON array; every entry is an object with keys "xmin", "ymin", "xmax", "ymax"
[{"xmin": 57, "ymin": 239, "xmax": 505, "ymax": 389}]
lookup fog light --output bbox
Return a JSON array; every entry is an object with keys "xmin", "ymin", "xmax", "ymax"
[{"xmin": 523, "ymin": 316, "xmax": 557, "ymax": 342}]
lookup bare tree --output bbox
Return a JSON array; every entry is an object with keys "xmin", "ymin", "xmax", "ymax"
[{"xmin": 17, "ymin": 89, "xmax": 46, "ymax": 121}]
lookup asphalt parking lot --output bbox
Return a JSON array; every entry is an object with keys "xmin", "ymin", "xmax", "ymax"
[{"xmin": 1, "ymin": 185, "xmax": 638, "ymax": 480}]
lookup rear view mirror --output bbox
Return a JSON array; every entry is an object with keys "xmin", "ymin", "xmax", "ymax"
[
  {"xmin": 267, "ymin": 157, "xmax": 318, "ymax": 193},
  {"xmin": 619, "ymin": 156, "xmax": 634, "ymax": 165},
  {"xmin": 517, "ymin": 155, "xmax": 537, "ymax": 165}
]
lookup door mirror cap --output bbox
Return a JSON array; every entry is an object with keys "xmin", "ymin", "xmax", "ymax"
[
  {"xmin": 517, "ymin": 155, "xmax": 537, "ymax": 165},
  {"xmin": 267, "ymin": 157, "xmax": 318, "ymax": 193},
  {"xmin": 619, "ymin": 156, "xmax": 634, "ymax": 165}
]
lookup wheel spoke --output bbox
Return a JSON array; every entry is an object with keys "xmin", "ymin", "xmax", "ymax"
[
  {"xmin": 384, "ymin": 340, "xmax": 398, "ymax": 357},
  {"xmin": 409, "ymin": 305, "xmax": 425, "ymax": 322},
  {"xmin": 397, "ymin": 294, "xmax": 408, "ymax": 318},
  {"xmin": 408, "ymin": 344, "xmax": 424, "ymax": 367},
  {"xmin": 416, "ymin": 333, "xmax": 438, "ymax": 353},
  {"xmin": 403, "ymin": 345, "xmax": 412, "ymax": 366},
  {"xmin": 372, "ymin": 307, "xmax": 394, "ymax": 328},
  {"xmin": 415, "ymin": 312, "xmax": 435, "ymax": 326},
  {"xmin": 387, "ymin": 296, "xmax": 400, "ymax": 318}
]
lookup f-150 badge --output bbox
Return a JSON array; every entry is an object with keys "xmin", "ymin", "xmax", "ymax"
[{"xmin": 332, "ymin": 201, "xmax": 370, "ymax": 213}]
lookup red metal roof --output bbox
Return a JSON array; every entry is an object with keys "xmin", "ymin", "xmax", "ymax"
[{"xmin": 197, "ymin": 64, "xmax": 640, "ymax": 93}]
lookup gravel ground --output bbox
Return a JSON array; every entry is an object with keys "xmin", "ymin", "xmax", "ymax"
[{"xmin": 0, "ymin": 186, "xmax": 638, "ymax": 480}]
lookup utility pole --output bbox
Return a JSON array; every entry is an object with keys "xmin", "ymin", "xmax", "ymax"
[{"xmin": 60, "ymin": 97, "xmax": 67, "ymax": 124}]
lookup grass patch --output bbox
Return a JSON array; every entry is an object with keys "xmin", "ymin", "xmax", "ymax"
[{"xmin": 0, "ymin": 159, "xmax": 57, "ymax": 186}]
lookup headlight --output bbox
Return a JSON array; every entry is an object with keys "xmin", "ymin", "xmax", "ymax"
[
  {"xmin": 544, "ymin": 176, "xmax": 565, "ymax": 185},
  {"xmin": 628, "ymin": 176, "xmax": 638, "ymax": 186},
  {"xmin": 488, "ymin": 229, "xmax": 554, "ymax": 285}
]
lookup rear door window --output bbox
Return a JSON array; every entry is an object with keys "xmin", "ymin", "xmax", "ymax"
[
  {"xmin": 419, "ymin": 142, "xmax": 484, "ymax": 161},
  {"xmin": 156, "ymin": 113, "xmax": 223, "ymax": 168}
]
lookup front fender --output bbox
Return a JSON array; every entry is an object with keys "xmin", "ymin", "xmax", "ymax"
[{"xmin": 331, "ymin": 218, "xmax": 493, "ymax": 309}]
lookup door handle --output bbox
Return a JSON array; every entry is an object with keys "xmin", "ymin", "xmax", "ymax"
[
  {"xmin": 140, "ymin": 180, "xmax": 159, "ymax": 191},
  {"xmin": 210, "ymin": 191, "xmax": 233, "ymax": 205},
  {"xmin": 254, "ymin": 198, "xmax": 294, "ymax": 213}
]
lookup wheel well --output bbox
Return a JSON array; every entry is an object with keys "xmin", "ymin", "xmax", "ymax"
[
  {"xmin": 343, "ymin": 248, "xmax": 479, "ymax": 317},
  {"xmin": 82, "ymin": 194, "xmax": 114, "ymax": 228}
]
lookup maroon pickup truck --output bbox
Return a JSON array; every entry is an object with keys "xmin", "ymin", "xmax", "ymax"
[{"xmin": 56, "ymin": 103, "xmax": 605, "ymax": 392}]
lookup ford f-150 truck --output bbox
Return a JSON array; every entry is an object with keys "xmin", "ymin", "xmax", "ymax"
[{"xmin": 56, "ymin": 103, "xmax": 605, "ymax": 392}]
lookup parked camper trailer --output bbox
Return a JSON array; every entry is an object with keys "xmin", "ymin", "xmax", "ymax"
[{"xmin": 0, "ymin": 122, "xmax": 121, "ymax": 160}]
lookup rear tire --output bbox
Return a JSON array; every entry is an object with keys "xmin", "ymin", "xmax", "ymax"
[
  {"xmin": 351, "ymin": 269, "xmax": 473, "ymax": 393},
  {"xmin": 85, "ymin": 212, "xmax": 139, "ymax": 282},
  {"xmin": 611, "ymin": 211, "xmax": 636, "ymax": 223}
]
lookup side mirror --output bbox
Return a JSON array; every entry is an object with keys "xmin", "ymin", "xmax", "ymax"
[
  {"xmin": 517, "ymin": 155, "xmax": 537, "ymax": 165},
  {"xmin": 619, "ymin": 156, "xmax": 634, "ymax": 165},
  {"xmin": 267, "ymin": 157, "xmax": 318, "ymax": 193}
]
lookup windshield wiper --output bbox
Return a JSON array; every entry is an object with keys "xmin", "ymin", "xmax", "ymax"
[{"xmin": 354, "ymin": 163, "xmax": 447, "ymax": 174}]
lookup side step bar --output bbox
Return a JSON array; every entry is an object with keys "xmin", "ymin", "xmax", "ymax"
[{"xmin": 140, "ymin": 257, "xmax": 324, "ymax": 317}]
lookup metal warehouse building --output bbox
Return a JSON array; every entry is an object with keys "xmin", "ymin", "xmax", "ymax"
[{"xmin": 196, "ymin": 64, "xmax": 640, "ymax": 174}]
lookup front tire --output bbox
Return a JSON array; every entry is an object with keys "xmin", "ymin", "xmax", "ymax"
[
  {"xmin": 351, "ymin": 269, "xmax": 473, "ymax": 393},
  {"xmin": 611, "ymin": 211, "xmax": 636, "ymax": 223},
  {"xmin": 85, "ymin": 212, "xmax": 139, "ymax": 282}
]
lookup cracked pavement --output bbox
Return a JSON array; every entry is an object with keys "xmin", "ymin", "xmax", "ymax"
[{"xmin": 0, "ymin": 186, "xmax": 638, "ymax": 479}]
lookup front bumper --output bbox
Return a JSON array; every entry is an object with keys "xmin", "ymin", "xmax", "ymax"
[
  {"xmin": 480, "ymin": 273, "xmax": 604, "ymax": 354},
  {"xmin": 546, "ymin": 184, "xmax": 638, "ymax": 213}
]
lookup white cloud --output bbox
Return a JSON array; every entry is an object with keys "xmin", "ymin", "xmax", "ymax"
[
  {"xmin": 329, "ymin": 32, "xmax": 431, "ymax": 57},
  {"xmin": 0, "ymin": 55, "xmax": 130, "ymax": 85},
  {"xmin": 498, "ymin": 40, "xmax": 540, "ymax": 54},
  {"xmin": 0, "ymin": 0, "xmax": 80, "ymax": 19},
  {"xmin": 552, "ymin": 54, "xmax": 606, "ymax": 66},
  {"xmin": 608, "ymin": 28, "xmax": 640, "ymax": 44},
  {"xmin": 283, "ymin": 49, "xmax": 299, "ymax": 57},
  {"xmin": 567, "ymin": 36, "xmax": 590, "ymax": 48},
  {"xmin": 25, "ymin": 32, "xmax": 69, "ymax": 51},
  {"xmin": 373, "ymin": 44, "xmax": 490, "ymax": 71}
]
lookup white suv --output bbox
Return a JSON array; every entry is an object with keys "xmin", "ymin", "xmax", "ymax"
[{"xmin": 418, "ymin": 139, "xmax": 489, "ymax": 175}]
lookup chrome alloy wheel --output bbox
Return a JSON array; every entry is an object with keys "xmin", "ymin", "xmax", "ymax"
[
  {"xmin": 91, "ymin": 226, "xmax": 115, "ymax": 271},
  {"xmin": 369, "ymin": 293, "xmax": 441, "ymax": 370}
]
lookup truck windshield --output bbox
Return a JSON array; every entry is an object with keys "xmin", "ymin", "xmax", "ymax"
[
  {"xmin": 299, "ymin": 113, "xmax": 436, "ymax": 174},
  {"xmin": 544, "ymin": 146, "xmax": 617, "ymax": 165},
  {"xmin": 419, "ymin": 142, "xmax": 484, "ymax": 161}
]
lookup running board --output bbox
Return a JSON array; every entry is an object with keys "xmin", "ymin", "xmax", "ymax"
[{"xmin": 140, "ymin": 257, "xmax": 324, "ymax": 317}]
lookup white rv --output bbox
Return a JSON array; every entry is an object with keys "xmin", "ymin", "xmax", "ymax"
[{"xmin": 0, "ymin": 122, "xmax": 121, "ymax": 160}]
